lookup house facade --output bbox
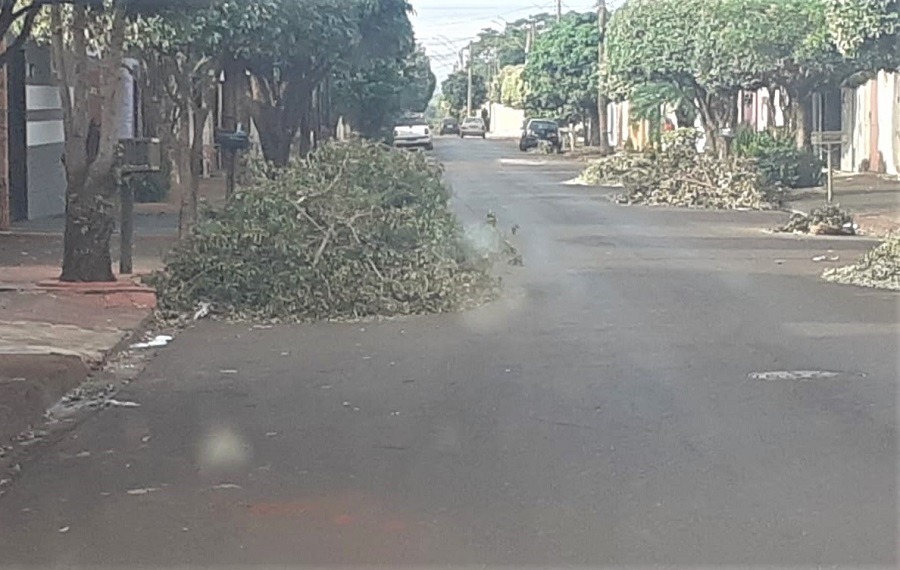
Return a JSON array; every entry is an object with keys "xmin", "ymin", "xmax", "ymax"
[
  {"xmin": 841, "ymin": 70, "xmax": 899, "ymax": 175},
  {"xmin": 3, "ymin": 43, "xmax": 150, "ymax": 223}
]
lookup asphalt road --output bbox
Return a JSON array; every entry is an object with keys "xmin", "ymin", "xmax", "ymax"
[{"xmin": 0, "ymin": 137, "xmax": 896, "ymax": 567}]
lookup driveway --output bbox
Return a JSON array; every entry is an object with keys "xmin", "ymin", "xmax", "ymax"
[{"xmin": 0, "ymin": 137, "xmax": 895, "ymax": 567}]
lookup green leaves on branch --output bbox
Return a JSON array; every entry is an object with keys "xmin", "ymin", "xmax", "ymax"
[
  {"xmin": 492, "ymin": 64, "xmax": 526, "ymax": 109},
  {"xmin": 440, "ymin": 70, "xmax": 487, "ymax": 115},
  {"xmin": 150, "ymin": 140, "xmax": 497, "ymax": 321},
  {"xmin": 523, "ymin": 12, "xmax": 599, "ymax": 121},
  {"xmin": 606, "ymin": 0, "xmax": 896, "ymax": 146},
  {"xmin": 824, "ymin": 0, "xmax": 899, "ymax": 61}
]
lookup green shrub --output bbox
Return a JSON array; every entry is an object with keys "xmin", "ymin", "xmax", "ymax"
[
  {"xmin": 734, "ymin": 129, "xmax": 823, "ymax": 188},
  {"xmin": 123, "ymin": 154, "xmax": 173, "ymax": 203},
  {"xmin": 149, "ymin": 139, "xmax": 497, "ymax": 320}
]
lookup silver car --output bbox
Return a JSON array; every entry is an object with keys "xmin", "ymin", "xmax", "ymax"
[{"xmin": 459, "ymin": 117, "xmax": 486, "ymax": 139}]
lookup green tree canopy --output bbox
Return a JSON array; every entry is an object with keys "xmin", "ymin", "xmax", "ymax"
[
  {"xmin": 492, "ymin": 64, "xmax": 526, "ymax": 109},
  {"xmin": 825, "ymin": 0, "xmax": 899, "ymax": 61},
  {"xmin": 440, "ymin": 69, "xmax": 487, "ymax": 115},
  {"xmin": 524, "ymin": 11, "xmax": 599, "ymax": 123},
  {"xmin": 606, "ymin": 0, "xmax": 890, "ymax": 150},
  {"xmin": 333, "ymin": 45, "xmax": 435, "ymax": 139},
  {"xmin": 399, "ymin": 47, "xmax": 437, "ymax": 112}
]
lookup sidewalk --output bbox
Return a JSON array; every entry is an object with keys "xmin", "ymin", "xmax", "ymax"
[
  {"xmin": 0, "ymin": 235, "xmax": 164, "ymax": 444},
  {"xmin": 783, "ymin": 172, "xmax": 900, "ymax": 237}
]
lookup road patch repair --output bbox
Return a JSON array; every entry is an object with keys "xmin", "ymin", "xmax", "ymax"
[{"xmin": 748, "ymin": 370, "xmax": 867, "ymax": 381}]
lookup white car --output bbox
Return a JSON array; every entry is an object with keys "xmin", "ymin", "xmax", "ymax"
[
  {"xmin": 459, "ymin": 117, "xmax": 486, "ymax": 138},
  {"xmin": 393, "ymin": 116, "xmax": 433, "ymax": 151}
]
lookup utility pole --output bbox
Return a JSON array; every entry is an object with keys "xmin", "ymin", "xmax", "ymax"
[
  {"xmin": 557, "ymin": 0, "xmax": 562, "ymax": 22},
  {"xmin": 466, "ymin": 41, "xmax": 473, "ymax": 118},
  {"xmin": 0, "ymin": 38, "xmax": 9, "ymax": 231},
  {"xmin": 596, "ymin": 0, "xmax": 612, "ymax": 154}
]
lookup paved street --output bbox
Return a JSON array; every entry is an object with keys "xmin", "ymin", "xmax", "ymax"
[{"xmin": 0, "ymin": 138, "xmax": 896, "ymax": 567}]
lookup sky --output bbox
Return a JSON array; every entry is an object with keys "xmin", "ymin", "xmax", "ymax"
[{"xmin": 410, "ymin": 0, "xmax": 604, "ymax": 84}]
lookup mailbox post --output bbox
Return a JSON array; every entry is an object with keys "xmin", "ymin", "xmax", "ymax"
[
  {"xmin": 215, "ymin": 126, "xmax": 250, "ymax": 198},
  {"xmin": 117, "ymin": 138, "xmax": 161, "ymax": 275},
  {"xmin": 719, "ymin": 127, "xmax": 736, "ymax": 159},
  {"xmin": 811, "ymin": 130, "xmax": 844, "ymax": 204}
]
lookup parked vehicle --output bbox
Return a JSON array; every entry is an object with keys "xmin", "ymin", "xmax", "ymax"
[
  {"xmin": 460, "ymin": 117, "xmax": 486, "ymax": 138},
  {"xmin": 393, "ymin": 115, "xmax": 433, "ymax": 151},
  {"xmin": 519, "ymin": 118, "xmax": 561, "ymax": 152},
  {"xmin": 439, "ymin": 117, "xmax": 460, "ymax": 135}
]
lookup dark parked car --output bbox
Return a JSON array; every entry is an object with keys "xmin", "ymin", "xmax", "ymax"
[
  {"xmin": 439, "ymin": 117, "xmax": 460, "ymax": 135},
  {"xmin": 519, "ymin": 118, "xmax": 561, "ymax": 152}
]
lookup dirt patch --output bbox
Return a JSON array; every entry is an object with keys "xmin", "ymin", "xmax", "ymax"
[{"xmin": 0, "ymin": 354, "xmax": 89, "ymax": 443}]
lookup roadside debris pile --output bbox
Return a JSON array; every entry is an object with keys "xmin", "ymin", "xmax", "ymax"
[
  {"xmin": 822, "ymin": 236, "xmax": 900, "ymax": 290},
  {"xmin": 531, "ymin": 140, "xmax": 558, "ymax": 155},
  {"xmin": 777, "ymin": 205, "xmax": 856, "ymax": 235},
  {"xmin": 150, "ymin": 140, "xmax": 499, "ymax": 321},
  {"xmin": 579, "ymin": 129, "xmax": 783, "ymax": 210},
  {"xmin": 578, "ymin": 152, "xmax": 656, "ymax": 186}
]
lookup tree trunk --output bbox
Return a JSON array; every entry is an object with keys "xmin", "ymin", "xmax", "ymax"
[
  {"xmin": 61, "ymin": 179, "xmax": 117, "ymax": 282},
  {"xmin": 55, "ymin": 6, "xmax": 127, "ymax": 282},
  {"xmin": 249, "ymin": 78, "xmax": 313, "ymax": 165},
  {"xmin": 695, "ymin": 94, "xmax": 718, "ymax": 154},
  {"xmin": 221, "ymin": 58, "xmax": 247, "ymax": 132},
  {"xmin": 588, "ymin": 104, "xmax": 601, "ymax": 147},
  {"xmin": 254, "ymin": 106, "xmax": 293, "ymax": 166},
  {"xmin": 298, "ymin": 104, "xmax": 312, "ymax": 158},
  {"xmin": 176, "ymin": 111, "xmax": 193, "ymax": 238},
  {"xmin": 894, "ymin": 76, "xmax": 900, "ymax": 172},
  {"xmin": 179, "ymin": 105, "xmax": 209, "ymax": 238},
  {"xmin": 142, "ymin": 56, "xmax": 180, "ymax": 205},
  {"xmin": 596, "ymin": 93, "xmax": 611, "ymax": 154},
  {"xmin": 793, "ymin": 95, "xmax": 812, "ymax": 151}
]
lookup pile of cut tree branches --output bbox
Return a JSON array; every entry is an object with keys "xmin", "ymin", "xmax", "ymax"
[
  {"xmin": 579, "ymin": 129, "xmax": 783, "ymax": 210},
  {"xmin": 777, "ymin": 205, "xmax": 856, "ymax": 235},
  {"xmin": 822, "ymin": 236, "xmax": 900, "ymax": 290},
  {"xmin": 150, "ymin": 140, "xmax": 501, "ymax": 321}
]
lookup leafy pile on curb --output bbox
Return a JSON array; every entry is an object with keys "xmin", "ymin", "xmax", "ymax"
[
  {"xmin": 150, "ymin": 140, "xmax": 500, "ymax": 321},
  {"xmin": 578, "ymin": 152, "xmax": 656, "ymax": 186},
  {"xmin": 777, "ymin": 205, "xmax": 856, "ymax": 235},
  {"xmin": 579, "ymin": 129, "xmax": 783, "ymax": 210},
  {"xmin": 822, "ymin": 237, "xmax": 900, "ymax": 290}
]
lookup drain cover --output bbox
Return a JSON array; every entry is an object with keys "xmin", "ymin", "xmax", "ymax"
[{"xmin": 748, "ymin": 370, "xmax": 866, "ymax": 381}]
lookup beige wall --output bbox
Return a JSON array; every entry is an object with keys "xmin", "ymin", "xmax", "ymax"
[
  {"xmin": 487, "ymin": 102, "xmax": 526, "ymax": 136},
  {"xmin": 841, "ymin": 70, "xmax": 899, "ymax": 175}
]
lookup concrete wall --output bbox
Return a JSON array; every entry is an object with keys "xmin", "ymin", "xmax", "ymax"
[
  {"xmin": 841, "ymin": 70, "xmax": 899, "ymax": 175},
  {"xmin": 17, "ymin": 44, "xmax": 143, "ymax": 219},
  {"xmin": 23, "ymin": 44, "xmax": 66, "ymax": 219},
  {"xmin": 487, "ymin": 102, "xmax": 525, "ymax": 136},
  {"xmin": 875, "ymin": 71, "xmax": 898, "ymax": 174}
]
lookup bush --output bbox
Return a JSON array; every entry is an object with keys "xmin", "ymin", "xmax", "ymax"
[
  {"xmin": 734, "ymin": 129, "xmax": 823, "ymax": 188},
  {"xmin": 149, "ymin": 140, "xmax": 498, "ymax": 321}
]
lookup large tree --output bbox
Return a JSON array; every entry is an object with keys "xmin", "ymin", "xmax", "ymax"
[
  {"xmin": 606, "ymin": 0, "xmax": 889, "ymax": 152},
  {"xmin": 131, "ymin": 7, "xmax": 221, "ymax": 236},
  {"xmin": 399, "ymin": 47, "xmax": 437, "ymax": 113},
  {"xmin": 49, "ymin": 1, "xmax": 130, "ymax": 281},
  {"xmin": 440, "ymin": 69, "xmax": 487, "ymax": 115},
  {"xmin": 524, "ymin": 12, "xmax": 602, "ymax": 143},
  {"xmin": 333, "ymin": 45, "xmax": 435, "ymax": 139},
  {"xmin": 492, "ymin": 64, "xmax": 526, "ymax": 109},
  {"xmin": 825, "ymin": 0, "xmax": 899, "ymax": 61}
]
